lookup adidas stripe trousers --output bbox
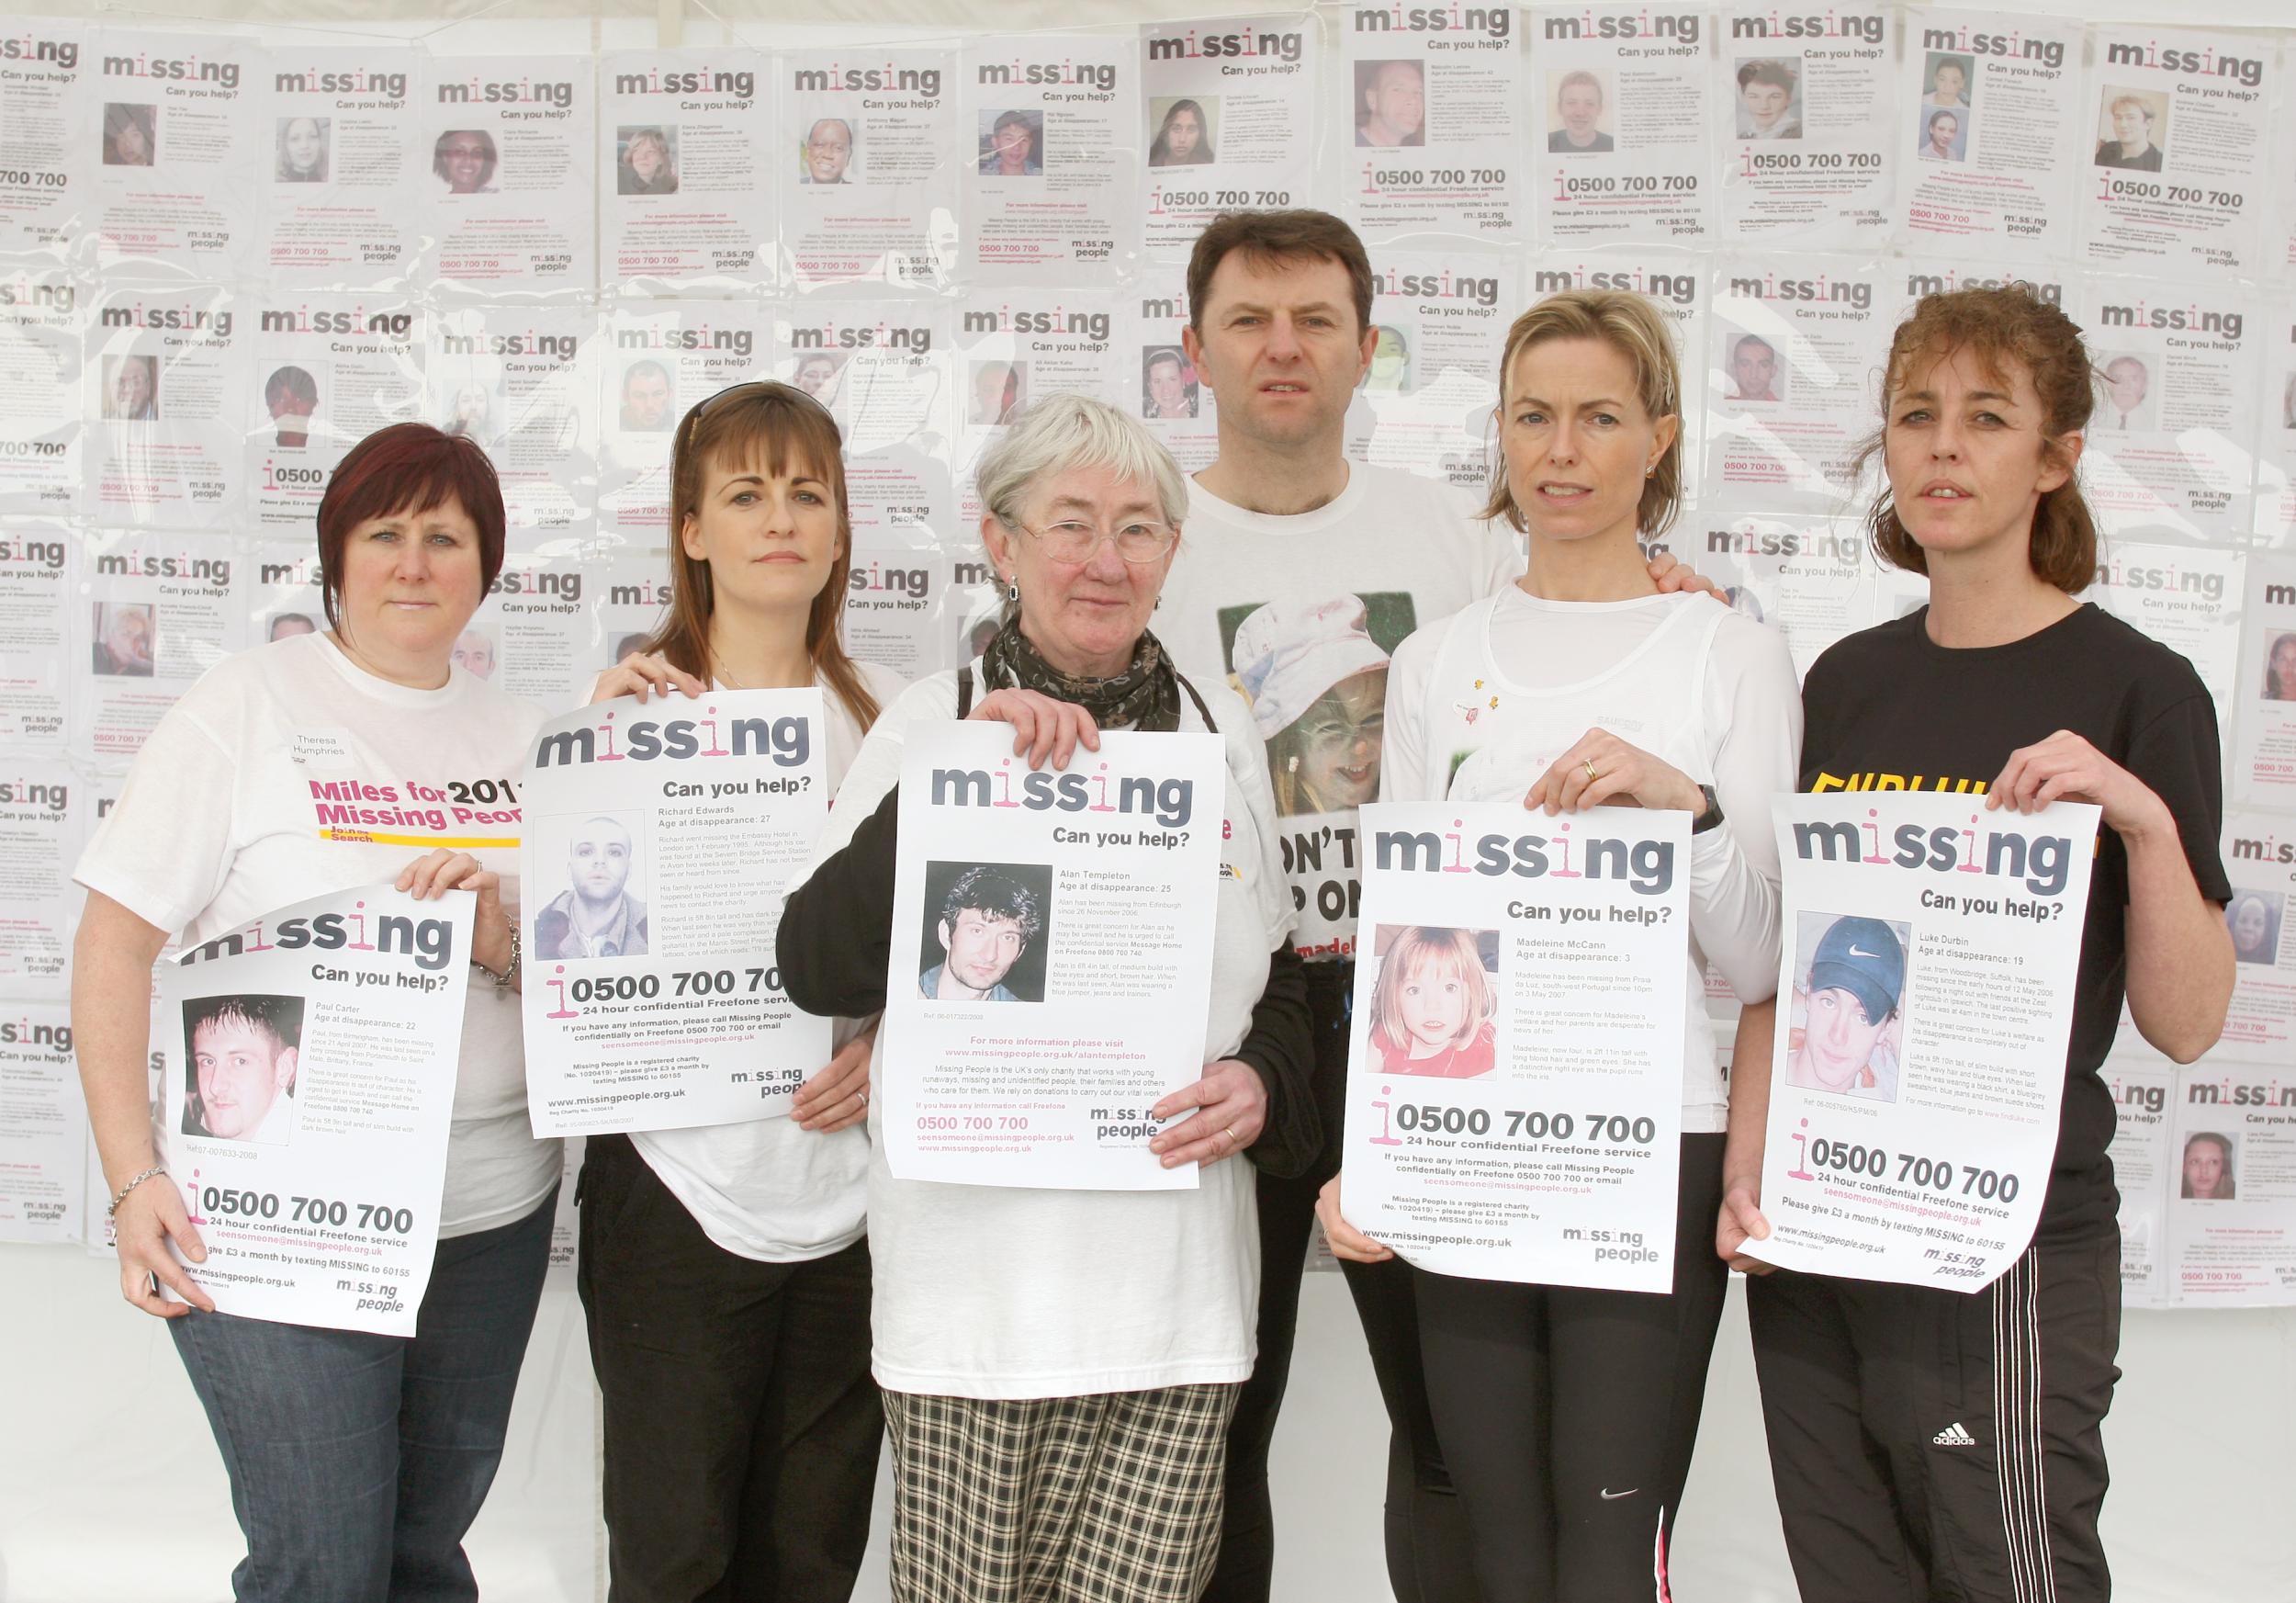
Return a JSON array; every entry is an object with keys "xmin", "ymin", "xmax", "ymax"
[{"xmin": 1746, "ymin": 1231, "xmax": 2121, "ymax": 1603}]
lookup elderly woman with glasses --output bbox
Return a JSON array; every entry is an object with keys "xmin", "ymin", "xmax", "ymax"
[{"xmin": 778, "ymin": 394, "xmax": 1317, "ymax": 1602}]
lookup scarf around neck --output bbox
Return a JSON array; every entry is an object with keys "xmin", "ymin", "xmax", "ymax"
[{"xmin": 979, "ymin": 615, "xmax": 1183, "ymax": 733}]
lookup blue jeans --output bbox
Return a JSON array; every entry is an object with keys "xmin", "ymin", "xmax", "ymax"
[{"xmin": 170, "ymin": 1188, "xmax": 557, "ymax": 1603}]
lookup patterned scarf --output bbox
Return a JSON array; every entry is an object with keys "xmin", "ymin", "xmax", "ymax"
[{"xmin": 979, "ymin": 615, "xmax": 1184, "ymax": 733}]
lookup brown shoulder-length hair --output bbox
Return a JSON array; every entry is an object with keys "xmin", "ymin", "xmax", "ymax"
[
  {"xmin": 1480, "ymin": 289, "xmax": 1683, "ymax": 543},
  {"xmin": 639, "ymin": 381, "xmax": 881, "ymax": 730},
  {"xmin": 1860, "ymin": 285, "xmax": 2096, "ymax": 593}
]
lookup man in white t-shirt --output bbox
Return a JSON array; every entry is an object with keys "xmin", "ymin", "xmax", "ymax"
[{"xmin": 1166, "ymin": 208, "xmax": 1712, "ymax": 1603}]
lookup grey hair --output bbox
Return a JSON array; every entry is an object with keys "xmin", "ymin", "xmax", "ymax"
[{"xmin": 974, "ymin": 393, "xmax": 1190, "ymax": 532}]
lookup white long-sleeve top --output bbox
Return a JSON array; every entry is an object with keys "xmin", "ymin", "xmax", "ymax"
[{"xmin": 1385, "ymin": 587, "xmax": 1802, "ymax": 1133}]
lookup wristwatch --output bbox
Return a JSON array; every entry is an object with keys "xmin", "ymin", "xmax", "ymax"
[{"xmin": 1691, "ymin": 784, "xmax": 1724, "ymax": 835}]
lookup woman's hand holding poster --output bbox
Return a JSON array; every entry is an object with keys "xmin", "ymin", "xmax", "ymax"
[
  {"xmin": 1746, "ymin": 793, "xmax": 2099, "ymax": 1288},
  {"xmin": 519, "ymin": 689, "xmax": 830, "ymax": 1136},
  {"xmin": 882, "ymin": 720, "xmax": 1222, "ymax": 1191},
  {"xmin": 1342, "ymin": 802, "xmax": 1689, "ymax": 1293},
  {"xmin": 156, "ymin": 885, "xmax": 476, "ymax": 1337}
]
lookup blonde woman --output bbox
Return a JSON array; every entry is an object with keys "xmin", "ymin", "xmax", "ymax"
[{"xmin": 1321, "ymin": 290, "xmax": 1796, "ymax": 1597}]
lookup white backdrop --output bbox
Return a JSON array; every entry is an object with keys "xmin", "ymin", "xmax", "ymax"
[{"xmin": 4, "ymin": 0, "xmax": 2294, "ymax": 1598}]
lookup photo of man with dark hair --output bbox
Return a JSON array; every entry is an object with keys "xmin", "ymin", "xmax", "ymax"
[
  {"xmin": 182, "ymin": 994, "xmax": 304, "ymax": 1146},
  {"xmin": 919, "ymin": 864, "xmax": 1049, "ymax": 1003}
]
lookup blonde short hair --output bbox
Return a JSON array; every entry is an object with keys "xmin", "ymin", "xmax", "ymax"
[{"xmin": 1480, "ymin": 289, "xmax": 1683, "ymax": 542}]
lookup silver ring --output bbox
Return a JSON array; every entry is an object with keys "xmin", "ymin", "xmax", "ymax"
[{"xmin": 858, "ymin": 1087, "xmax": 870, "ymax": 1106}]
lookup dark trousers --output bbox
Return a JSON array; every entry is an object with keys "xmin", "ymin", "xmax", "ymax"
[
  {"xmin": 1204, "ymin": 960, "xmax": 1484, "ymax": 1603},
  {"xmin": 170, "ymin": 1186, "xmax": 557, "ymax": 1603},
  {"xmin": 1415, "ymin": 1135, "xmax": 1730, "ymax": 1602},
  {"xmin": 1747, "ymin": 1232, "xmax": 2121, "ymax": 1603},
  {"xmin": 577, "ymin": 1134, "xmax": 883, "ymax": 1603}
]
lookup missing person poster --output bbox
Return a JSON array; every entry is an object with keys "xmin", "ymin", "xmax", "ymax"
[
  {"xmin": 1681, "ymin": 505, "xmax": 1885, "ymax": 674},
  {"xmin": 421, "ymin": 55, "xmax": 595, "ymax": 293},
  {"xmin": 881, "ymin": 720, "xmax": 1224, "ymax": 1190},
  {"xmin": 2077, "ymin": 541, "xmax": 2242, "ymax": 735},
  {"xmin": 1530, "ymin": 3, "xmax": 1716, "ymax": 249},
  {"xmin": 519, "ymin": 689, "xmax": 832, "ymax": 1135},
  {"xmin": 598, "ymin": 300, "xmax": 767, "ymax": 543},
  {"xmin": 601, "ymin": 51, "xmax": 774, "ymax": 296},
  {"xmin": 2217, "ymin": 808, "xmax": 2295, "ymax": 1067},
  {"xmin": 2161, "ymin": 1060, "xmax": 2296, "ymax": 1306},
  {"xmin": 1338, "ymin": 2, "xmax": 1524, "ymax": 241},
  {"xmin": 0, "ymin": 522, "xmax": 72, "ymax": 749},
  {"xmin": 84, "ymin": 284, "xmax": 247, "ymax": 529},
  {"xmin": 260, "ymin": 46, "xmax": 424, "ymax": 288},
  {"xmin": 1716, "ymin": 1, "xmax": 1895, "ymax": 249},
  {"xmin": 1127, "ymin": 268, "xmax": 1218, "ymax": 472},
  {"xmin": 952, "ymin": 287, "xmax": 1119, "ymax": 522},
  {"xmin": 2077, "ymin": 26, "xmax": 2274, "ymax": 283},
  {"xmin": 1341, "ymin": 802, "xmax": 1689, "ymax": 1291},
  {"xmin": 0, "ymin": 269, "xmax": 84, "ymax": 515},
  {"xmin": 0, "ymin": 756, "xmax": 79, "ymax": 993},
  {"xmin": 425, "ymin": 301, "xmax": 598, "ymax": 551},
  {"xmin": 782, "ymin": 44, "xmax": 960, "ymax": 291},
  {"xmin": 87, "ymin": 28, "xmax": 260, "ymax": 284},
  {"xmin": 2259, "ymin": 315, "xmax": 2296, "ymax": 543},
  {"xmin": 72, "ymin": 528, "xmax": 242, "ymax": 765},
  {"xmin": 2107, "ymin": 1055, "xmax": 2173, "ymax": 1304},
  {"xmin": 1894, "ymin": 12, "xmax": 2080, "ymax": 261},
  {"xmin": 777, "ymin": 300, "xmax": 961, "ymax": 677},
  {"xmin": 154, "ymin": 886, "xmax": 476, "ymax": 1334},
  {"xmin": 1346, "ymin": 250, "xmax": 1514, "ymax": 491},
  {"xmin": 1705, "ymin": 254, "xmax": 1893, "ymax": 510},
  {"xmin": 2231, "ymin": 555, "xmax": 2296, "ymax": 808},
  {"xmin": 0, "ymin": 999, "xmax": 85, "ymax": 1243},
  {"xmin": 2074, "ymin": 278, "xmax": 2258, "ymax": 542},
  {"xmin": 1139, "ymin": 17, "xmax": 1317, "ymax": 261},
  {"xmin": 1744, "ymin": 793, "xmax": 2100, "ymax": 1288},
  {"xmin": 473, "ymin": 550, "xmax": 586, "ymax": 714},
  {"xmin": 242, "ymin": 292, "xmax": 425, "ymax": 532},
  {"xmin": 0, "ymin": 19, "xmax": 90, "ymax": 262},
  {"xmin": 960, "ymin": 34, "xmax": 1136, "ymax": 284}
]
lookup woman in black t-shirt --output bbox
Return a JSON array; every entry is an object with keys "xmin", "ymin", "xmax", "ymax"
[{"xmin": 1717, "ymin": 286, "xmax": 2234, "ymax": 1603}]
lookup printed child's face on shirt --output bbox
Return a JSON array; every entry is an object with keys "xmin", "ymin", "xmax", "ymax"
[
  {"xmin": 1800, "ymin": 986, "xmax": 1885, "ymax": 1086},
  {"xmin": 1291, "ymin": 672, "xmax": 1387, "ymax": 809},
  {"xmin": 941, "ymin": 908, "xmax": 1025, "ymax": 992},
  {"xmin": 1400, "ymin": 961, "xmax": 1470, "ymax": 1054},
  {"xmin": 194, "ymin": 1016, "xmax": 295, "ymax": 1140}
]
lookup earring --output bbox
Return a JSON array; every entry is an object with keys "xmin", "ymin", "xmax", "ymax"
[{"xmin": 1004, "ymin": 575, "xmax": 1020, "ymax": 604}]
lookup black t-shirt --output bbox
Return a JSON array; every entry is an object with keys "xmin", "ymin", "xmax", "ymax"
[{"xmin": 1799, "ymin": 603, "xmax": 2230, "ymax": 1239}]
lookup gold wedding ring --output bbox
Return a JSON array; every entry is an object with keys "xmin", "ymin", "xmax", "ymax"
[{"xmin": 1584, "ymin": 759, "xmax": 1602, "ymax": 783}]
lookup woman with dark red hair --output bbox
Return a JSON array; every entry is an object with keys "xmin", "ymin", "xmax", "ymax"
[{"xmin": 71, "ymin": 423, "xmax": 559, "ymax": 1603}]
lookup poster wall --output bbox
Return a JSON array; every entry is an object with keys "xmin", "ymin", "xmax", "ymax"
[{"xmin": 0, "ymin": 8, "xmax": 2293, "ymax": 1325}]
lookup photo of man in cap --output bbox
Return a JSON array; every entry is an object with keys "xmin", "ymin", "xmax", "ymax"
[{"xmin": 1786, "ymin": 913, "xmax": 1908, "ymax": 1101}]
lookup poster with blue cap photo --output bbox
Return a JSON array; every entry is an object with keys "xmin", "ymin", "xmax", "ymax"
[{"xmin": 1786, "ymin": 911, "xmax": 1909, "ymax": 1103}]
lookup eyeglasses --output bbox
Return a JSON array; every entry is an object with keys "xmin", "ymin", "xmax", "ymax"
[{"xmin": 1008, "ymin": 518, "xmax": 1177, "ymax": 564}]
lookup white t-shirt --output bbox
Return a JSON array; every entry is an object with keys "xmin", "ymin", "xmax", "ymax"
[
  {"xmin": 75, "ymin": 632, "xmax": 560, "ymax": 1237},
  {"xmin": 1154, "ymin": 461, "xmax": 1522, "ymax": 963},
  {"xmin": 1386, "ymin": 588, "xmax": 1803, "ymax": 1132},
  {"xmin": 630, "ymin": 660, "xmax": 907, "ymax": 1263},
  {"xmin": 799, "ymin": 664, "xmax": 1292, "ymax": 1399}
]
